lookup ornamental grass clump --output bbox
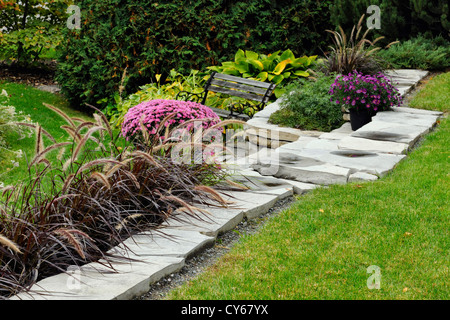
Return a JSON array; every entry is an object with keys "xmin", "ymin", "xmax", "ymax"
[
  {"xmin": 323, "ymin": 14, "xmax": 396, "ymax": 76},
  {"xmin": 329, "ymin": 71, "xmax": 403, "ymax": 114},
  {"xmin": 121, "ymin": 99, "xmax": 221, "ymax": 143},
  {"xmin": 0, "ymin": 103, "xmax": 239, "ymax": 299}
]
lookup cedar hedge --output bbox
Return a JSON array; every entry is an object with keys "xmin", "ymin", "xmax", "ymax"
[
  {"xmin": 330, "ymin": 0, "xmax": 450, "ymax": 45},
  {"xmin": 55, "ymin": 0, "xmax": 334, "ymax": 110}
]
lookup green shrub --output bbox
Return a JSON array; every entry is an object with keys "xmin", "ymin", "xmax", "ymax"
[
  {"xmin": 0, "ymin": 0, "xmax": 67, "ymax": 66},
  {"xmin": 55, "ymin": 0, "xmax": 334, "ymax": 110},
  {"xmin": 269, "ymin": 75, "xmax": 344, "ymax": 132},
  {"xmin": 330, "ymin": 0, "xmax": 450, "ymax": 44},
  {"xmin": 376, "ymin": 35, "xmax": 450, "ymax": 70}
]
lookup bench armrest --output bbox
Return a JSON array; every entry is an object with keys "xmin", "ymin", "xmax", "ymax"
[{"xmin": 175, "ymin": 90, "xmax": 206, "ymax": 104}]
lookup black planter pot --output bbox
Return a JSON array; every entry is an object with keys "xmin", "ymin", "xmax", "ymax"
[{"xmin": 349, "ymin": 108, "xmax": 373, "ymax": 131}]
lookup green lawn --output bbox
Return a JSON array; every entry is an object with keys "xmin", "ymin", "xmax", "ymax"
[
  {"xmin": 0, "ymin": 81, "xmax": 93, "ymax": 186},
  {"xmin": 409, "ymin": 72, "xmax": 450, "ymax": 113},
  {"xmin": 167, "ymin": 73, "xmax": 450, "ymax": 300}
]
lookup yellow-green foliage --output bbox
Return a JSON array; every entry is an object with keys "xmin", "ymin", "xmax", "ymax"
[{"xmin": 209, "ymin": 49, "xmax": 318, "ymax": 97}]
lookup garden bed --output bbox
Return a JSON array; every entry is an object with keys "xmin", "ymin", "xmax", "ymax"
[{"xmin": 0, "ymin": 60, "xmax": 58, "ymax": 87}]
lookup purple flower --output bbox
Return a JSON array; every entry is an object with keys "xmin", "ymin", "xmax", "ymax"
[{"xmin": 329, "ymin": 70, "xmax": 403, "ymax": 112}]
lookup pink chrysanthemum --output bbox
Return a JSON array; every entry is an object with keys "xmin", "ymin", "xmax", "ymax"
[{"xmin": 121, "ymin": 99, "xmax": 221, "ymax": 141}]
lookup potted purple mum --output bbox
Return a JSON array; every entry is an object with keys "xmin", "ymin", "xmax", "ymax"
[{"xmin": 329, "ymin": 71, "xmax": 403, "ymax": 130}]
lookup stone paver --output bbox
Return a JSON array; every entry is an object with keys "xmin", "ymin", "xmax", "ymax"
[
  {"xmin": 337, "ymin": 136, "xmax": 409, "ymax": 155},
  {"xmin": 350, "ymin": 120, "xmax": 430, "ymax": 147},
  {"xmin": 372, "ymin": 111, "xmax": 440, "ymax": 128},
  {"xmin": 294, "ymin": 148, "xmax": 407, "ymax": 176},
  {"xmin": 11, "ymin": 69, "xmax": 443, "ymax": 300}
]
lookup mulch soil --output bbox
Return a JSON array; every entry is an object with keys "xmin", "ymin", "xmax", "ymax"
[{"xmin": 0, "ymin": 60, "xmax": 58, "ymax": 87}]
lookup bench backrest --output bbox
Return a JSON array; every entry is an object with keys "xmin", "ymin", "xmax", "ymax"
[{"xmin": 202, "ymin": 72, "xmax": 276, "ymax": 105}]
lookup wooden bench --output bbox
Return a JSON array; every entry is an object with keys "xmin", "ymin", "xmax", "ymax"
[{"xmin": 175, "ymin": 72, "xmax": 276, "ymax": 120}]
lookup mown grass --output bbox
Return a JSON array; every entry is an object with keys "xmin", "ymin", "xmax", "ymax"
[
  {"xmin": 408, "ymin": 72, "xmax": 450, "ymax": 113},
  {"xmin": 167, "ymin": 73, "xmax": 450, "ymax": 300},
  {"xmin": 0, "ymin": 81, "xmax": 93, "ymax": 186}
]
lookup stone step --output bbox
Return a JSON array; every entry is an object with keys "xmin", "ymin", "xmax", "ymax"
[
  {"xmin": 292, "ymin": 148, "xmax": 406, "ymax": 177},
  {"xmin": 350, "ymin": 120, "xmax": 431, "ymax": 147},
  {"xmin": 250, "ymin": 149, "xmax": 352, "ymax": 185},
  {"xmin": 372, "ymin": 110, "xmax": 441, "ymax": 128},
  {"xmin": 338, "ymin": 136, "xmax": 410, "ymax": 155}
]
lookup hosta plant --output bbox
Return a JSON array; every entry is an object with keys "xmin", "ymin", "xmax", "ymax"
[{"xmin": 208, "ymin": 49, "xmax": 318, "ymax": 97}]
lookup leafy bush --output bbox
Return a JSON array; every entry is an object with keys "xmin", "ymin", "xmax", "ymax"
[
  {"xmin": 121, "ymin": 99, "xmax": 221, "ymax": 143},
  {"xmin": 55, "ymin": 0, "xmax": 334, "ymax": 110},
  {"xmin": 269, "ymin": 74, "xmax": 345, "ymax": 132},
  {"xmin": 328, "ymin": 71, "xmax": 403, "ymax": 114},
  {"xmin": 106, "ymin": 69, "xmax": 207, "ymax": 127},
  {"xmin": 0, "ymin": 0, "xmax": 67, "ymax": 66},
  {"xmin": 0, "ymin": 103, "xmax": 237, "ymax": 298},
  {"xmin": 330, "ymin": 0, "xmax": 450, "ymax": 44},
  {"xmin": 376, "ymin": 35, "xmax": 450, "ymax": 70},
  {"xmin": 208, "ymin": 49, "xmax": 318, "ymax": 97}
]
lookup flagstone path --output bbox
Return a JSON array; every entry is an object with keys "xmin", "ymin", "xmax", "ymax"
[{"xmin": 12, "ymin": 69, "xmax": 443, "ymax": 300}]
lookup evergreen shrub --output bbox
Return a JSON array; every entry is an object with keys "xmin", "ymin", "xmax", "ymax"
[
  {"xmin": 269, "ymin": 75, "xmax": 345, "ymax": 132},
  {"xmin": 330, "ymin": 0, "xmax": 450, "ymax": 44},
  {"xmin": 376, "ymin": 35, "xmax": 450, "ymax": 70},
  {"xmin": 55, "ymin": 0, "xmax": 333, "ymax": 110}
]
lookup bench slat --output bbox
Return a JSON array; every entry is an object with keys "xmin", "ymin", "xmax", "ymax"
[
  {"xmin": 176, "ymin": 71, "xmax": 275, "ymax": 119},
  {"xmin": 214, "ymin": 73, "xmax": 273, "ymax": 89},
  {"xmin": 207, "ymin": 86, "xmax": 269, "ymax": 102},
  {"xmin": 210, "ymin": 79, "xmax": 269, "ymax": 95}
]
